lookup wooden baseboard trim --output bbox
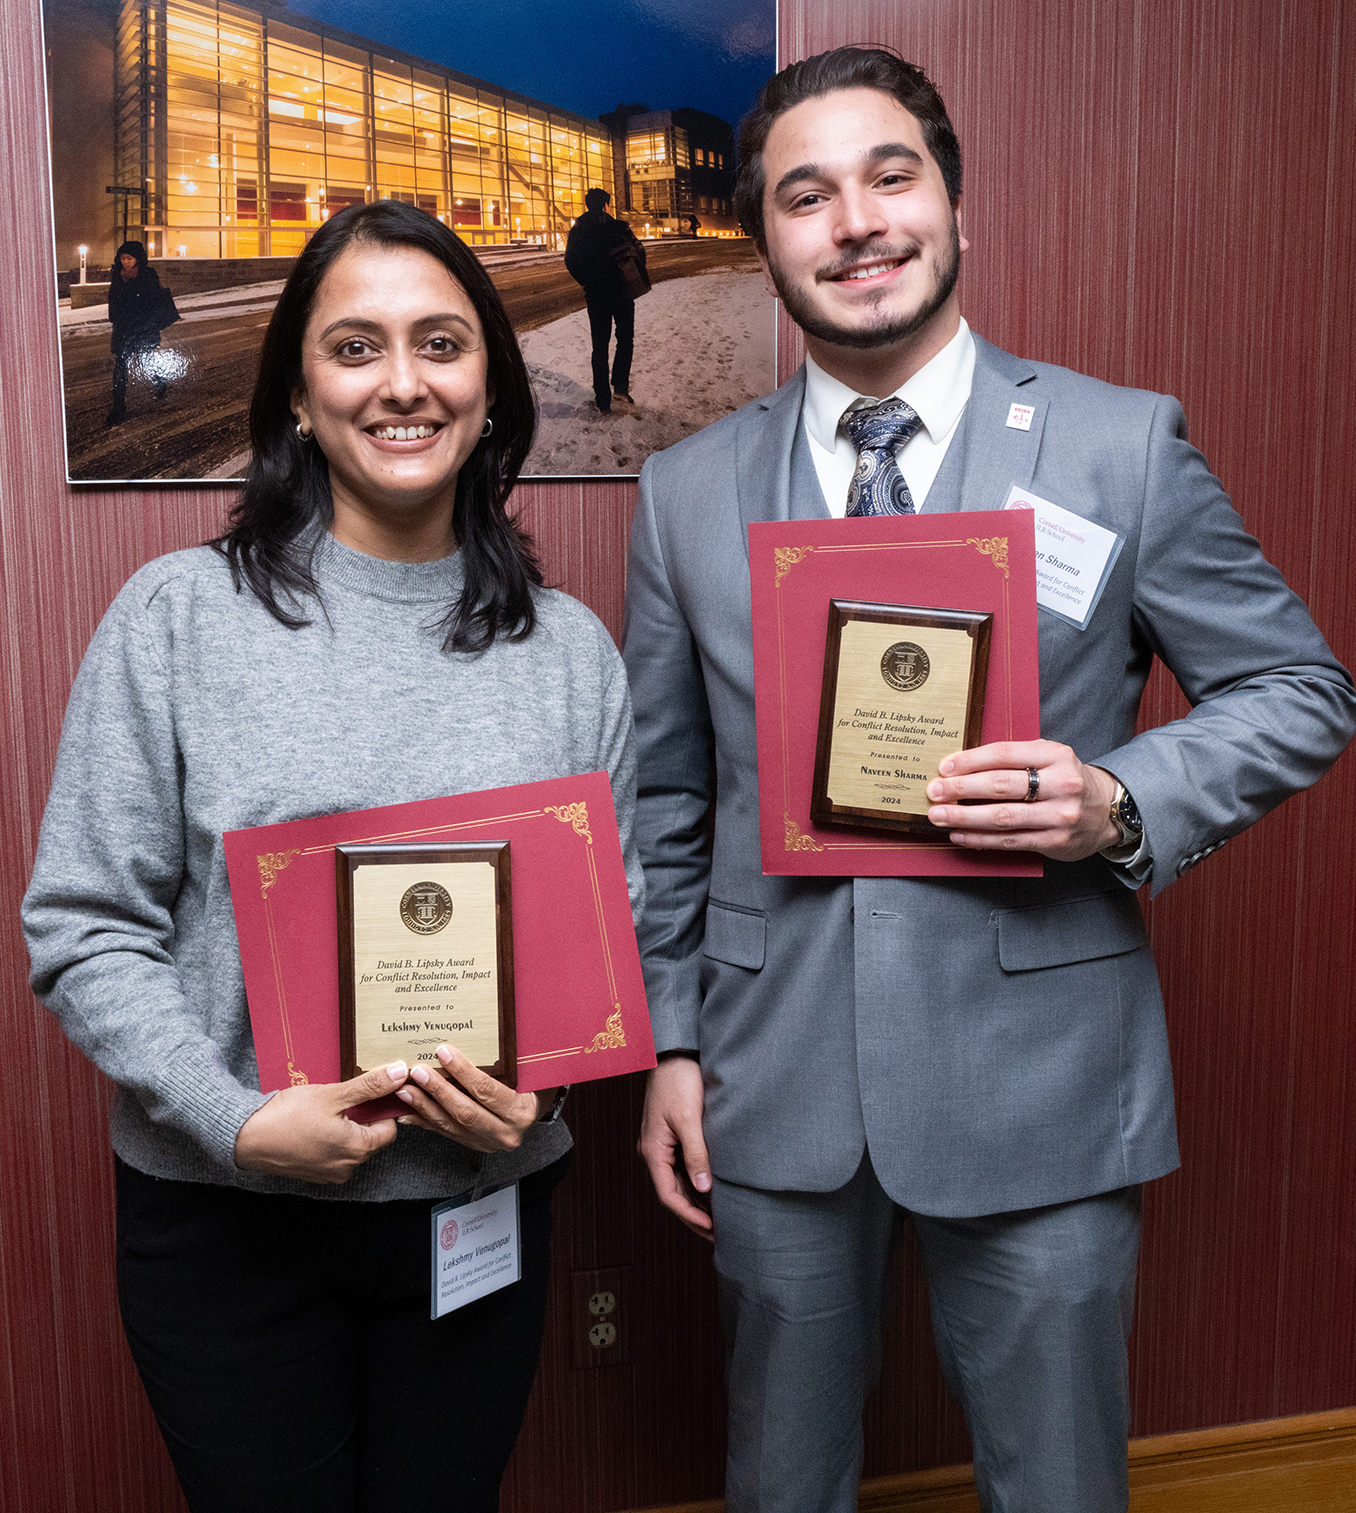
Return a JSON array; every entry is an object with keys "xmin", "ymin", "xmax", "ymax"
[
  {"xmin": 1124, "ymin": 1407, "xmax": 1356, "ymax": 1510},
  {"xmin": 629, "ymin": 1406, "xmax": 1356, "ymax": 1513}
]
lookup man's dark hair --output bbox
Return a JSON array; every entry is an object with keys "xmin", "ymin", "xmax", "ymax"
[
  {"xmin": 584, "ymin": 187, "xmax": 611, "ymax": 212},
  {"xmin": 734, "ymin": 48, "xmax": 962, "ymax": 247},
  {"xmin": 215, "ymin": 199, "xmax": 541, "ymax": 654}
]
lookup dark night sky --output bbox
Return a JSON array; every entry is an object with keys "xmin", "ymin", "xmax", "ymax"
[{"xmin": 283, "ymin": 0, "xmax": 776, "ymax": 129}]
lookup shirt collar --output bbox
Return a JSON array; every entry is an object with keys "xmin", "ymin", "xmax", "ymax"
[{"xmin": 802, "ymin": 317, "xmax": 975, "ymax": 451}]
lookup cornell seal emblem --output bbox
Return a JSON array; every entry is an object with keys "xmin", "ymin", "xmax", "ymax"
[
  {"xmin": 400, "ymin": 881, "xmax": 453, "ymax": 935},
  {"xmin": 880, "ymin": 641, "xmax": 930, "ymax": 693}
]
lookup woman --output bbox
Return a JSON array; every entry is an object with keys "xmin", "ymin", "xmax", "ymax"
[
  {"xmin": 105, "ymin": 239, "xmax": 174, "ymax": 425},
  {"xmin": 24, "ymin": 201, "xmax": 641, "ymax": 1512}
]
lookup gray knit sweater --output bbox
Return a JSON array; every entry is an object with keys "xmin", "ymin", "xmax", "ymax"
[{"xmin": 23, "ymin": 533, "xmax": 643, "ymax": 1201}]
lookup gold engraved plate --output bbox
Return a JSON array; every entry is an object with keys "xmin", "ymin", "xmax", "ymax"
[
  {"xmin": 337, "ymin": 843, "xmax": 515, "ymax": 1084},
  {"xmin": 811, "ymin": 601, "xmax": 992, "ymax": 837}
]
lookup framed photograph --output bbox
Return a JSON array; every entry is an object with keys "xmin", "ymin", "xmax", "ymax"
[{"xmin": 43, "ymin": 0, "xmax": 776, "ymax": 483}]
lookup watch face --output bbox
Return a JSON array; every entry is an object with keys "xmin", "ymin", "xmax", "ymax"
[{"xmin": 1119, "ymin": 790, "xmax": 1143, "ymax": 832}]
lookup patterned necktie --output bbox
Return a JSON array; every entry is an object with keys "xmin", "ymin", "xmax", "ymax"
[{"xmin": 844, "ymin": 398, "xmax": 925, "ymax": 516}]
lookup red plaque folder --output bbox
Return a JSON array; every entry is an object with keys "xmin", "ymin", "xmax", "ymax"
[
  {"xmin": 750, "ymin": 510, "xmax": 1042, "ymax": 878},
  {"xmin": 224, "ymin": 771, "xmax": 654, "ymax": 1119}
]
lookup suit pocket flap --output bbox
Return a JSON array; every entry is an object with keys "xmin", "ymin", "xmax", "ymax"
[
  {"xmin": 703, "ymin": 901, "xmax": 766, "ymax": 970},
  {"xmin": 997, "ymin": 892, "xmax": 1147, "ymax": 972}
]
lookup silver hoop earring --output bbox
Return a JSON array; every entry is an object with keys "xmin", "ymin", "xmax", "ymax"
[
  {"xmin": 295, "ymin": 421, "xmax": 312, "ymax": 441},
  {"xmin": 481, "ymin": 417, "xmax": 493, "ymax": 438}
]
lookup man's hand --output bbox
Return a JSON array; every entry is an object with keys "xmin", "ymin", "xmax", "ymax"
[
  {"xmin": 926, "ymin": 741, "xmax": 1121, "ymax": 861},
  {"xmin": 233, "ymin": 1061, "xmax": 408, "ymax": 1184},
  {"xmin": 393, "ymin": 1044, "xmax": 548, "ymax": 1153},
  {"xmin": 638, "ymin": 1056, "xmax": 713, "ymax": 1240}
]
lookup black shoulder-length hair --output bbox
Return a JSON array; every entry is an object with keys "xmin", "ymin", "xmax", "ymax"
[{"xmin": 214, "ymin": 199, "xmax": 540, "ymax": 654}]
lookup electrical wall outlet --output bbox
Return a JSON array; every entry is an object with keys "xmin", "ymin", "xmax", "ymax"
[{"xmin": 571, "ymin": 1267, "xmax": 631, "ymax": 1370}]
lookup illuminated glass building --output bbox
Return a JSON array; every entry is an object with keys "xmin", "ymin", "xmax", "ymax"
[
  {"xmin": 601, "ymin": 105, "xmax": 737, "ymax": 232},
  {"xmin": 110, "ymin": 0, "xmax": 617, "ymax": 257}
]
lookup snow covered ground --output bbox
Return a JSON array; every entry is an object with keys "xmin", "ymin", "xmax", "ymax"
[
  {"xmin": 84, "ymin": 266, "xmax": 776, "ymax": 481},
  {"xmin": 58, "ymin": 280, "xmax": 289, "ymax": 328},
  {"xmin": 520, "ymin": 270, "xmax": 776, "ymax": 477}
]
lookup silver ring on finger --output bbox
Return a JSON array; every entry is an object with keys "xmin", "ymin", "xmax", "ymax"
[{"xmin": 1024, "ymin": 767, "xmax": 1040, "ymax": 803}]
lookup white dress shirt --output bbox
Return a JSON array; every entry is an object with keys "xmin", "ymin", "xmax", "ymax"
[
  {"xmin": 801, "ymin": 318, "xmax": 976, "ymax": 516},
  {"xmin": 796, "ymin": 317, "xmax": 1151, "ymax": 881}
]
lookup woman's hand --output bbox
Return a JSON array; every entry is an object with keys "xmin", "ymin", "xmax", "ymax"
[
  {"xmin": 233, "ymin": 1061, "xmax": 409, "ymax": 1184},
  {"xmin": 395, "ymin": 1045, "xmax": 554, "ymax": 1153}
]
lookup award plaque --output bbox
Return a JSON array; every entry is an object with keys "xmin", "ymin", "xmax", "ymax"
[
  {"xmin": 810, "ymin": 601, "xmax": 993, "ymax": 836},
  {"xmin": 336, "ymin": 842, "xmax": 515, "ymax": 1085}
]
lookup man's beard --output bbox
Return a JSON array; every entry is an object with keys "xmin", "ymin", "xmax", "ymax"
[{"xmin": 765, "ymin": 216, "xmax": 962, "ymax": 351}]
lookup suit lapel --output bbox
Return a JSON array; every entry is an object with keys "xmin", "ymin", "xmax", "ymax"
[
  {"xmin": 787, "ymin": 419, "xmax": 829, "ymax": 521},
  {"xmin": 735, "ymin": 368, "xmax": 819, "ymax": 552},
  {"xmin": 923, "ymin": 334, "xmax": 1048, "ymax": 515},
  {"xmin": 746, "ymin": 342, "xmax": 1048, "ymax": 527}
]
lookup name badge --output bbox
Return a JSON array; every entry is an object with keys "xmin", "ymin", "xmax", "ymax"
[
  {"xmin": 1003, "ymin": 484, "xmax": 1124, "ymax": 630},
  {"xmin": 1005, "ymin": 402, "xmax": 1035, "ymax": 431},
  {"xmin": 431, "ymin": 1181, "xmax": 521, "ymax": 1318}
]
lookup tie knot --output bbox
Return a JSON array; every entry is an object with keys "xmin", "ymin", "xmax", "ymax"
[{"xmin": 843, "ymin": 398, "xmax": 923, "ymax": 454}]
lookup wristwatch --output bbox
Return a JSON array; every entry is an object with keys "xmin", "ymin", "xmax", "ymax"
[
  {"xmin": 536, "ymin": 1085, "xmax": 570, "ymax": 1124},
  {"xmin": 1108, "ymin": 781, "xmax": 1143, "ymax": 848}
]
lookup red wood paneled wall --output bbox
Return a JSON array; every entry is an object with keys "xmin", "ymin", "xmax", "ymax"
[{"xmin": 2, "ymin": 2, "xmax": 1353, "ymax": 1510}]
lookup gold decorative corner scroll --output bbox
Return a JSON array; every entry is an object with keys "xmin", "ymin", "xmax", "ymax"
[
  {"xmin": 545, "ymin": 802, "xmax": 593, "ymax": 845},
  {"xmin": 774, "ymin": 545, "xmax": 814, "ymax": 587},
  {"xmin": 287, "ymin": 1061, "xmax": 309, "ymax": 1086},
  {"xmin": 966, "ymin": 536, "xmax": 1010, "ymax": 578},
  {"xmin": 784, "ymin": 813, "xmax": 824, "ymax": 852},
  {"xmin": 257, "ymin": 849, "xmax": 300, "ymax": 899},
  {"xmin": 584, "ymin": 1006, "xmax": 627, "ymax": 1053}
]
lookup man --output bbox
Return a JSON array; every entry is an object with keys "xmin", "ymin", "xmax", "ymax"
[
  {"xmin": 621, "ymin": 48, "xmax": 1356, "ymax": 1513},
  {"xmin": 564, "ymin": 187, "xmax": 646, "ymax": 414}
]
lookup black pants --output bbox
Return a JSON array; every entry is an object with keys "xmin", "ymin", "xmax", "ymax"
[
  {"xmin": 115, "ymin": 1154, "xmax": 568, "ymax": 1513},
  {"xmin": 111, "ymin": 335, "xmax": 163, "ymax": 411},
  {"xmin": 585, "ymin": 291, "xmax": 635, "ymax": 406}
]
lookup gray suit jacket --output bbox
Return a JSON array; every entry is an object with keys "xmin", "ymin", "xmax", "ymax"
[{"xmin": 622, "ymin": 335, "xmax": 1356, "ymax": 1217}]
